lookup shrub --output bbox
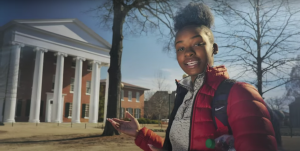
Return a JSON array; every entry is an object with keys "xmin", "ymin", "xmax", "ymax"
[
  {"xmin": 138, "ymin": 118, "xmax": 146, "ymax": 124},
  {"xmin": 145, "ymin": 118, "xmax": 151, "ymax": 124},
  {"xmin": 98, "ymin": 118, "xmax": 104, "ymax": 122},
  {"xmin": 151, "ymin": 120, "xmax": 159, "ymax": 124},
  {"xmin": 151, "ymin": 129, "xmax": 165, "ymax": 132}
]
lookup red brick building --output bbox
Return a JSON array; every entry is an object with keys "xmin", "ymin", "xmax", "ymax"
[{"xmin": 100, "ymin": 80, "xmax": 149, "ymax": 119}]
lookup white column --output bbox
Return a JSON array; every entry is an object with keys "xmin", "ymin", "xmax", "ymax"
[
  {"xmin": 29, "ymin": 47, "xmax": 47, "ymax": 123},
  {"xmin": 71, "ymin": 57, "xmax": 86, "ymax": 123},
  {"xmin": 103, "ymin": 70, "xmax": 109, "ymax": 124},
  {"xmin": 3, "ymin": 42, "xmax": 24, "ymax": 123},
  {"xmin": 88, "ymin": 61, "xmax": 102, "ymax": 123},
  {"xmin": 51, "ymin": 52, "xmax": 67, "ymax": 123}
]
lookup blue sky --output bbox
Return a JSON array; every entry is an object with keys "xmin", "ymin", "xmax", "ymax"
[{"xmin": 0, "ymin": 0, "xmax": 288, "ymax": 100}]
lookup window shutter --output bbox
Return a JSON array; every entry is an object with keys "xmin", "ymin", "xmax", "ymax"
[
  {"xmin": 40, "ymin": 100, "xmax": 44, "ymax": 117},
  {"xmin": 82, "ymin": 104, "xmax": 86, "ymax": 118},
  {"xmin": 65, "ymin": 103, "xmax": 70, "ymax": 118}
]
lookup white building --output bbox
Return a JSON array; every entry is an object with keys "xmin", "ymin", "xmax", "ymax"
[{"xmin": 0, "ymin": 19, "xmax": 111, "ymax": 123}]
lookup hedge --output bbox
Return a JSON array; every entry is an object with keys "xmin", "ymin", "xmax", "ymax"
[{"xmin": 138, "ymin": 118, "xmax": 159, "ymax": 124}]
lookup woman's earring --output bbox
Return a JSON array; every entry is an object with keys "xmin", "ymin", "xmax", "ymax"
[{"xmin": 213, "ymin": 49, "xmax": 218, "ymax": 54}]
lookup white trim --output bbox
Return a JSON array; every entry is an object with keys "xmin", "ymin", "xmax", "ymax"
[
  {"xmin": 86, "ymin": 81, "xmax": 91, "ymax": 95},
  {"xmin": 2, "ymin": 20, "xmax": 111, "ymax": 50},
  {"xmin": 136, "ymin": 92, "xmax": 140, "ymax": 102},
  {"xmin": 8, "ymin": 19, "xmax": 111, "ymax": 48},
  {"xmin": 128, "ymin": 91, "xmax": 132, "ymax": 102},
  {"xmin": 84, "ymin": 117, "xmax": 89, "ymax": 119},
  {"xmin": 70, "ymin": 77, "xmax": 75, "ymax": 93},
  {"xmin": 13, "ymin": 31, "xmax": 111, "ymax": 60}
]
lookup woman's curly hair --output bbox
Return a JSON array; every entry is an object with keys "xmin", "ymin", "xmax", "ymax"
[{"xmin": 173, "ymin": 2, "xmax": 215, "ymax": 43}]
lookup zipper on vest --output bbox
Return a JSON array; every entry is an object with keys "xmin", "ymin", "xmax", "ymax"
[{"xmin": 187, "ymin": 87, "xmax": 202, "ymax": 151}]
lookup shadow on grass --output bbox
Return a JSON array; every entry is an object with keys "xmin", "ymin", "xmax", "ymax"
[{"xmin": 0, "ymin": 134, "xmax": 108, "ymax": 144}]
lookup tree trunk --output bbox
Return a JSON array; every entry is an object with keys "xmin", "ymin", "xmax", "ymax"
[
  {"xmin": 102, "ymin": 0, "xmax": 127, "ymax": 136},
  {"xmin": 255, "ymin": 0, "xmax": 263, "ymax": 96}
]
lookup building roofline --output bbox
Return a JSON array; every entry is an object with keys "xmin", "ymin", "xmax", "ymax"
[
  {"xmin": 0, "ymin": 19, "xmax": 111, "ymax": 49},
  {"xmin": 100, "ymin": 79, "xmax": 150, "ymax": 90}
]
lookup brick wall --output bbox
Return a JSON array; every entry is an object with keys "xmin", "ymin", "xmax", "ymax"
[
  {"xmin": 99, "ymin": 83, "xmax": 145, "ymax": 119},
  {"xmin": 16, "ymin": 49, "xmax": 92, "ymax": 123}
]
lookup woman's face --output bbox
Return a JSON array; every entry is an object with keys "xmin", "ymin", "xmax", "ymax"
[{"xmin": 175, "ymin": 25, "xmax": 217, "ymax": 81}]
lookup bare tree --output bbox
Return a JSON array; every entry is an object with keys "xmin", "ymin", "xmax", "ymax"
[
  {"xmin": 144, "ymin": 70, "xmax": 170, "ymax": 120},
  {"xmin": 286, "ymin": 55, "xmax": 300, "ymax": 100},
  {"xmin": 196, "ymin": 0, "xmax": 300, "ymax": 97},
  {"xmin": 89, "ymin": 0, "xmax": 179, "ymax": 136},
  {"xmin": 266, "ymin": 96, "xmax": 286, "ymax": 111},
  {"xmin": 144, "ymin": 90, "xmax": 155, "ymax": 101},
  {"xmin": 144, "ymin": 90, "xmax": 155, "ymax": 119},
  {"xmin": 152, "ymin": 70, "xmax": 170, "ymax": 91}
]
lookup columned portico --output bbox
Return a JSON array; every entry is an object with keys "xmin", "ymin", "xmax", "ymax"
[
  {"xmin": 72, "ymin": 57, "xmax": 86, "ymax": 123},
  {"xmin": 88, "ymin": 61, "xmax": 102, "ymax": 123},
  {"xmin": 51, "ymin": 52, "xmax": 68, "ymax": 123},
  {"xmin": 2, "ymin": 42, "xmax": 25, "ymax": 123},
  {"xmin": 1, "ymin": 19, "xmax": 111, "ymax": 123},
  {"xmin": 29, "ymin": 47, "xmax": 48, "ymax": 123}
]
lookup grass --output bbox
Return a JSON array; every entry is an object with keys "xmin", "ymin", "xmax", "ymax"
[{"xmin": 0, "ymin": 123, "xmax": 299, "ymax": 151}]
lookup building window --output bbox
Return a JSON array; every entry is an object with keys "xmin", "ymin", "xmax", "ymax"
[
  {"xmin": 64, "ymin": 102, "xmax": 72, "ymax": 118},
  {"xmin": 64, "ymin": 103, "xmax": 72, "ymax": 118},
  {"xmin": 71, "ymin": 59, "xmax": 76, "ymax": 68},
  {"xmin": 16, "ymin": 100, "xmax": 22, "ymax": 117},
  {"xmin": 136, "ymin": 92, "xmax": 140, "ymax": 102},
  {"xmin": 127, "ymin": 108, "xmax": 133, "ymax": 115},
  {"xmin": 134, "ymin": 108, "xmax": 141, "ymax": 119},
  {"xmin": 121, "ymin": 90, "xmax": 124, "ymax": 101},
  {"xmin": 87, "ymin": 63, "xmax": 92, "ymax": 71},
  {"xmin": 82, "ymin": 104, "xmax": 89, "ymax": 118},
  {"xmin": 86, "ymin": 81, "xmax": 91, "ymax": 94},
  {"xmin": 52, "ymin": 75, "xmax": 55, "ymax": 91},
  {"xmin": 121, "ymin": 108, "xmax": 125, "ymax": 119},
  {"xmin": 128, "ymin": 91, "xmax": 132, "ymax": 102},
  {"xmin": 70, "ymin": 78, "xmax": 74, "ymax": 92}
]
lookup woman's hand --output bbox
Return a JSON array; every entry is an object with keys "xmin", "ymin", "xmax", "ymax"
[{"xmin": 107, "ymin": 111, "xmax": 141, "ymax": 137}]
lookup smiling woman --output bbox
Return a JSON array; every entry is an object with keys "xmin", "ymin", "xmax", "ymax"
[
  {"xmin": 175, "ymin": 25, "xmax": 218, "ymax": 82},
  {"xmin": 107, "ymin": 2, "xmax": 279, "ymax": 151}
]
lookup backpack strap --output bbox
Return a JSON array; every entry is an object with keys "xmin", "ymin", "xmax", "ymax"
[
  {"xmin": 212, "ymin": 79, "xmax": 282, "ymax": 147},
  {"xmin": 212, "ymin": 79, "xmax": 236, "ymax": 134}
]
